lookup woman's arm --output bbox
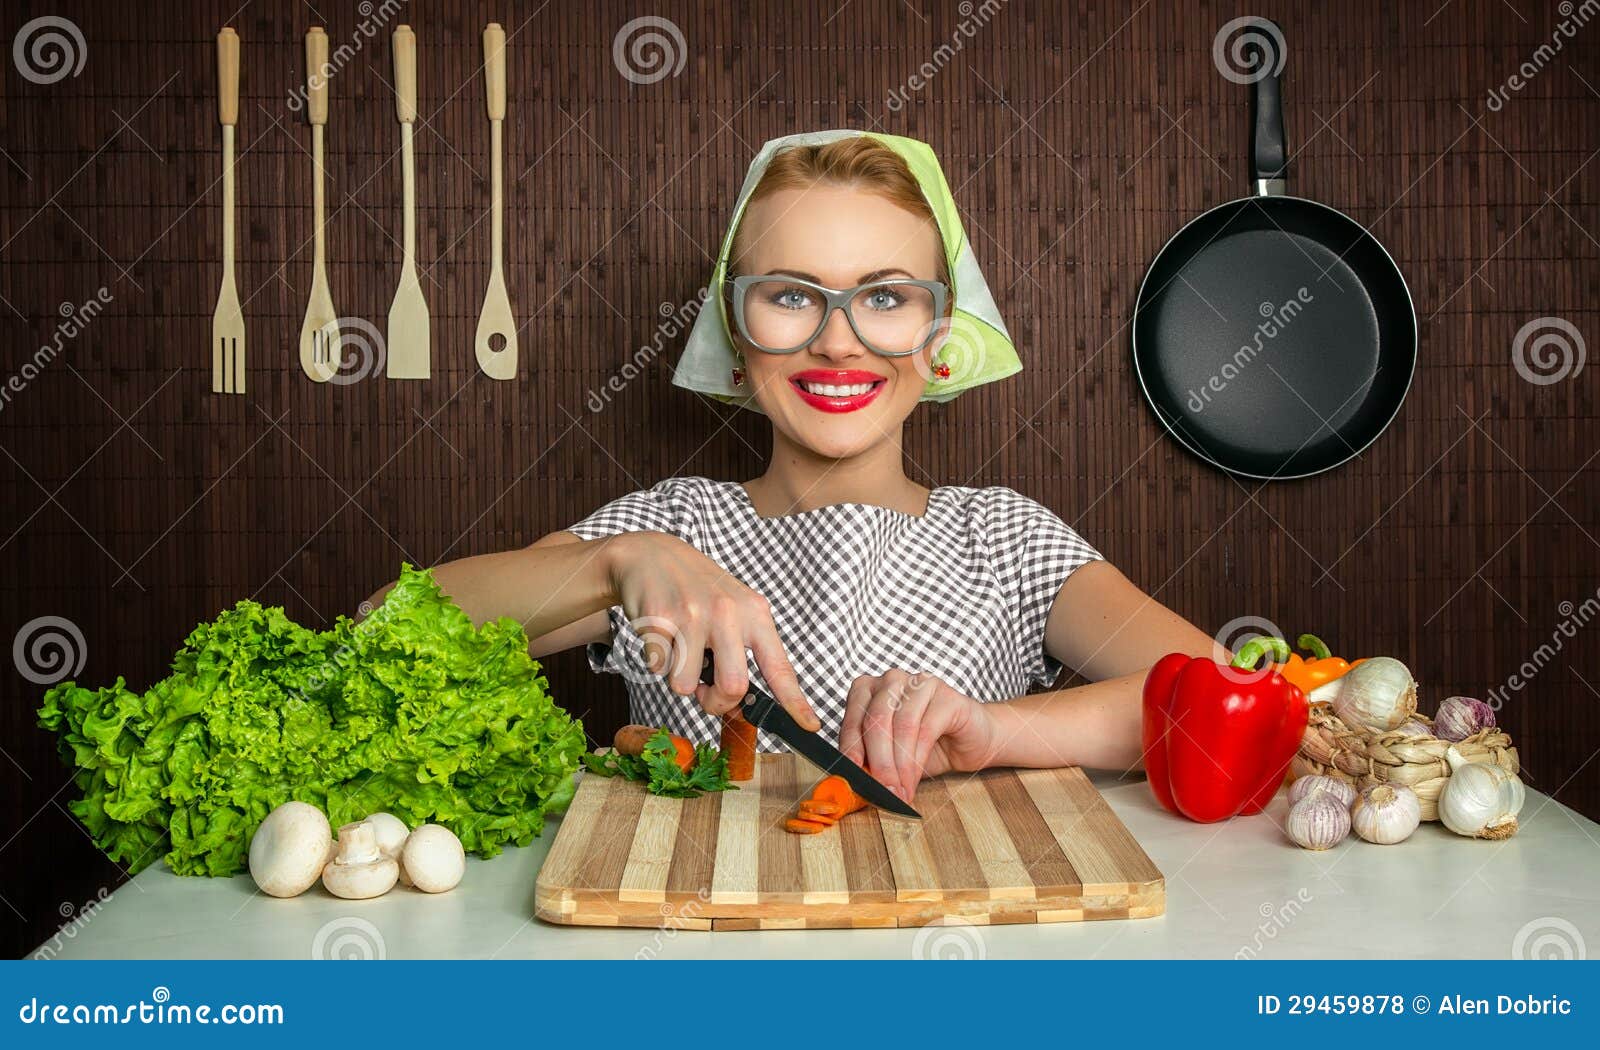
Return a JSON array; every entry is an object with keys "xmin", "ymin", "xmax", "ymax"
[
  {"xmin": 366, "ymin": 531, "xmax": 619, "ymax": 655},
  {"xmin": 976, "ymin": 560, "xmax": 1217, "ymax": 770},
  {"xmin": 367, "ymin": 529, "xmax": 822, "ymax": 729},
  {"xmin": 1043, "ymin": 560, "xmax": 1217, "ymax": 679}
]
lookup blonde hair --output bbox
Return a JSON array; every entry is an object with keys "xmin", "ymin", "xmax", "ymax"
[{"xmin": 731, "ymin": 137, "xmax": 947, "ymax": 282}]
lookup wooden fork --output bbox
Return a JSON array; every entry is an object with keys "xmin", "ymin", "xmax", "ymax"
[
  {"xmin": 211, "ymin": 27, "xmax": 245, "ymax": 395},
  {"xmin": 298, "ymin": 27, "xmax": 338, "ymax": 382}
]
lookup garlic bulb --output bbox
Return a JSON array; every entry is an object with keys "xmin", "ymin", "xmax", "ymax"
[
  {"xmin": 1286, "ymin": 796, "xmax": 1350, "ymax": 850},
  {"xmin": 1433, "ymin": 696, "xmax": 1495, "ymax": 743},
  {"xmin": 1287, "ymin": 774, "xmax": 1356, "ymax": 809},
  {"xmin": 1350, "ymin": 783, "xmax": 1421, "ymax": 844},
  {"xmin": 1439, "ymin": 746, "xmax": 1525, "ymax": 839},
  {"xmin": 1309, "ymin": 657, "xmax": 1417, "ymax": 731},
  {"xmin": 1392, "ymin": 719, "xmax": 1433, "ymax": 739}
]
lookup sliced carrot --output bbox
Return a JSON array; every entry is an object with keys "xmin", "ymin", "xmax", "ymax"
[
  {"xmin": 784, "ymin": 818, "xmax": 830, "ymax": 835},
  {"xmin": 808, "ymin": 775, "xmax": 868, "ymax": 816},
  {"xmin": 797, "ymin": 808, "xmax": 838, "ymax": 826},
  {"xmin": 799, "ymin": 801, "xmax": 844, "ymax": 818},
  {"xmin": 721, "ymin": 712, "xmax": 757, "ymax": 781}
]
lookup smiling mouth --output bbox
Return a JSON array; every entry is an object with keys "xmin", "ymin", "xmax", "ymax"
[
  {"xmin": 788, "ymin": 374, "xmax": 887, "ymax": 413},
  {"xmin": 795, "ymin": 379, "xmax": 879, "ymax": 397}
]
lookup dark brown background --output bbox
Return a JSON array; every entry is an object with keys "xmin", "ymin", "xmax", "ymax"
[{"xmin": 1, "ymin": 0, "xmax": 1595, "ymax": 958}]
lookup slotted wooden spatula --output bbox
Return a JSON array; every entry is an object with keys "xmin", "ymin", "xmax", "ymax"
[
  {"xmin": 474, "ymin": 22, "xmax": 517, "ymax": 380},
  {"xmin": 298, "ymin": 27, "xmax": 338, "ymax": 383},
  {"xmin": 385, "ymin": 24, "xmax": 430, "ymax": 380},
  {"xmin": 211, "ymin": 27, "xmax": 245, "ymax": 395}
]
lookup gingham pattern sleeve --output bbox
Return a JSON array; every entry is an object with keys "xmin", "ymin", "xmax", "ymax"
[
  {"xmin": 982, "ymin": 488, "xmax": 1102, "ymax": 688},
  {"xmin": 563, "ymin": 479, "xmax": 694, "ymax": 544}
]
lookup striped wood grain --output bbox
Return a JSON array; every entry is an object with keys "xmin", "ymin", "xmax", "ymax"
[{"xmin": 535, "ymin": 753, "xmax": 1163, "ymax": 930}]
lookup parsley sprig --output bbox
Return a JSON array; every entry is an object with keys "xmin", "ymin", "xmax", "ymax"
[{"xmin": 583, "ymin": 730, "xmax": 736, "ymax": 798}]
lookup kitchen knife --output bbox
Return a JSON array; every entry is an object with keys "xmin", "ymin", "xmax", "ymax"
[{"xmin": 700, "ymin": 658, "xmax": 921, "ymax": 819}]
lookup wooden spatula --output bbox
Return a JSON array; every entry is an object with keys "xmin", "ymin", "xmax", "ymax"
[
  {"xmin": 385, "ymin": 24, "xmax": 430, "ymax": 380},
  {"xmin": 211, "ymin": 27, "xmax": 246, "ymax": 395},
  {"xmin": 474, "ymin": 22, "xmax": 517, "ymax": 381},
  {"xmin": 298, "ymin": 27, "xmax": 338, "ymax": 383}
]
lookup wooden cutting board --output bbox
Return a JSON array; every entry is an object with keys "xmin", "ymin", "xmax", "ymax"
[{"xmin": 535, "ymin": 754, "xmax": 1163, "ymax": 930}]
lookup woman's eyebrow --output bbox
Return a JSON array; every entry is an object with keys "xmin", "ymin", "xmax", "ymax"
[{"xmin": 763, "ymin": 267, "xmax": 920, "ymax": 284}]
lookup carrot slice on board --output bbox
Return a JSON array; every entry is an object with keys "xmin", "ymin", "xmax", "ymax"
[
  {"xmin": 808, "ymin": 775, "xmax": 868, "ymax": 816},
  {"xmin": 784, "ymin": 818, "xmax": 830, "ymax": 835}
]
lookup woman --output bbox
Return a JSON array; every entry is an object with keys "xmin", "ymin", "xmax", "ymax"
[{"xmin": 371, "ymin": 131, "xmax": 1215, "ymax": 803}]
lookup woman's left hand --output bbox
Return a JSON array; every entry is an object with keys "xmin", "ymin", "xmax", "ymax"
[{"xmin": 838, "ymin": 670, "xmax": 998, "ymax": 804}]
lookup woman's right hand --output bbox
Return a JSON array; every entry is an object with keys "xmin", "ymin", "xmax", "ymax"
[{"xmin": 606, "ymin": 531, "xmax": 821, "ymax": 731}]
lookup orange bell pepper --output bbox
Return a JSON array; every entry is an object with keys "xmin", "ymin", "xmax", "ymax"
[{"xmin": 1234, "ymin": 633, "xmax": 1362, "ymax": 695}]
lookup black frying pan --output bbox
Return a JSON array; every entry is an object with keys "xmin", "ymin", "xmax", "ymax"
[{"xmin": 1132, "ymin": 19, "xmax": 1416, "ymax": 480}]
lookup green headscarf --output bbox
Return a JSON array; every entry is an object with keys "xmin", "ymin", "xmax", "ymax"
[{"xmin": 672, "ymin": 130, "xmax": 1022, "ymax": 408}]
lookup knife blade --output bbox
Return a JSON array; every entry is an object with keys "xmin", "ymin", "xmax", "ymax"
[{"xmin": 700, "ymin": 657, "xmax": 921, "ymax": 819}]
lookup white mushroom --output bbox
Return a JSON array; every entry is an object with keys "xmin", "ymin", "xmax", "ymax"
[
  {"xmin": 401, "ymin": 824, "xmax": 465, "ymax": 893},
  {"xmin": 363, "ymin": 811, "xmax": 410, "ymax": 859},
  {"xmin": 321, "ymin": 822, "xmax": 400, "ymax": 899},
  {"xmin": 249, "ymin": 801, "xmax": 333, "ymax": 898}
]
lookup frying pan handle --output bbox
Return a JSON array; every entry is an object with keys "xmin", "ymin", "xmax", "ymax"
[{"xmin": 1248, "ymin": 19, "xmax": 1288, "ymax": 195}]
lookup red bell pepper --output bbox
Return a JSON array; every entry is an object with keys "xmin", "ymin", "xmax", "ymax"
[{"xmin": 1141, "ymin": 642, "xmax": 1310, "ymax": 823}]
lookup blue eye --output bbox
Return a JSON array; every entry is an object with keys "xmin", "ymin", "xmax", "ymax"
[
  {"xmin": 863, "ymin": 287, "xmax": 906, "ymax": 311},
  {"xmin": 768, "ymin": 286, "xmax": 814, "ymax": 310}
]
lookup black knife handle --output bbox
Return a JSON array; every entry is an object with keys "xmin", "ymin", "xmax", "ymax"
[
  {"xmin": 740, "ymin": 688, "xmax": 778, "ymax": 731},
  {"xmin": 701, "ymin": 651, "xmax": 780, "ymax": 728}
]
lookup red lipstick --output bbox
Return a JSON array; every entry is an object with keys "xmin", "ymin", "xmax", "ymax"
[{"xmin": 788, "ymin": 369, "xmax": 887, "ymax": 414}]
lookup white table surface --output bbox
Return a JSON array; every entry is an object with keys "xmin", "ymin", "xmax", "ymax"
[{"xmin": 37, "ymin": 772, "xmax": 1600, "ymax": 960}]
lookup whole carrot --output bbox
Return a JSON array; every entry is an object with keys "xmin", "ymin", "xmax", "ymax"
[
  {"xmin": 720, "ymin": 712, "xmax": 757, "ymax": 781},
  {"xmin": 613, "ymin": 724, "xmax": 695, "ymax": 772}
]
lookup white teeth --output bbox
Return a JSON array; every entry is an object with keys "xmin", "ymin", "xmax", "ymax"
[{"xmin": 799, "ymin": 381, "xmax": 875, "ymax": 397}]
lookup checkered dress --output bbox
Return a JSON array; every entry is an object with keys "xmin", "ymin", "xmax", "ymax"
[{"xmin": 565, "ymin": 476, "xmax": 1101, "ymax": 750}]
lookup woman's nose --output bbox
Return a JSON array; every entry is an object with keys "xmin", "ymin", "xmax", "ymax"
[{"xmin": 810, "ymin": 305, "xmax": 867, "ymax": 361}]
